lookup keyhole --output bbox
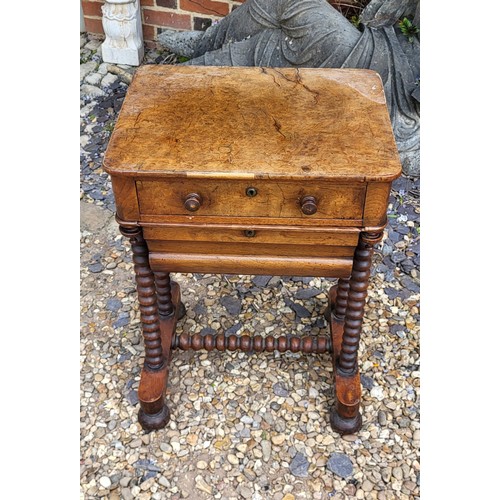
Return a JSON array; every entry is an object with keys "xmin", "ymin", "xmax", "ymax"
[{"xmin": 246, "ymin": 187, "xmax": 258, "ymax": 197}]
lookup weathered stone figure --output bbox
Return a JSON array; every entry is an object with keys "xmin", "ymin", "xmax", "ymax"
[{"xmin": 159, "ymin": 0, "xmax": 420, "ymax": 176}]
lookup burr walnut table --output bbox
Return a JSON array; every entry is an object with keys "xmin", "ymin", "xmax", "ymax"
[{"xmin": 103, "ymin": 65, "xmax": 401, "ymax": 434}]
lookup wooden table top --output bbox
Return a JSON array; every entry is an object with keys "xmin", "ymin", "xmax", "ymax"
[{"xmin": 104, "ymin": 65, "xmax": 401, "ymax": 182}]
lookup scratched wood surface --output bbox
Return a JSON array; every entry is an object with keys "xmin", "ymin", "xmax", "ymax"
[{"xmin": 103, "ymin": 65, "xmax": 401, "ymax": 182}]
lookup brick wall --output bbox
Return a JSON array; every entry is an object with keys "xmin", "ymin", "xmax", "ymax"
[{"xmin": 82, "ymin": 0, "xmax": 244, "ymax": 47}]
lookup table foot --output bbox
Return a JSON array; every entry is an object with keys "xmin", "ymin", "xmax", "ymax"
[
  {"xmin": 137, "ymin": 363, "xmax": 170, "ymax": 431},
  {"xmin": 139, "ymin": 403, "xmax": 171, "ymax": 431},
  {"xmin": 330, "ymin": 407, "xmax": 362, "ymax": 435}
]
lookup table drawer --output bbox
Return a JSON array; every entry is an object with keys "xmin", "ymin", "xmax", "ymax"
[
  {"xmin": 136, "ymin": 179, "xmax": 365, "ymax": 220},
  {"xmin": 143, "ymin": 224, "xmax": 359, "ymax": 259}
]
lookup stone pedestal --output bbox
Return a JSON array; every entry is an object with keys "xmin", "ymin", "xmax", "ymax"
[{"xmin": 101, "ymin": 0, "xmax": 144, "ymax": 66}]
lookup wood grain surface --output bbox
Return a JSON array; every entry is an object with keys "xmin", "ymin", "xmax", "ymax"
[
  {"xmin": 136, "ymin": 179, "xmax": 365, "ymax": 219},
  {"xmin": 149, "ymin": 252, "xmax": 353, "ymax": 277},
  {"xmin": 103, "ymin": 65, "xmax": 401, "ymax": 182}
]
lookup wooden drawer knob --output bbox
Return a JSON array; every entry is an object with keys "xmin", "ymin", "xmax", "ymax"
[
  {"xmin": 184, "ymin": 193, "xmax": 203, "ymax": 212},
  {"xmin": 300, "ymin": 195, "xmax": 317, "ymax": 215}
]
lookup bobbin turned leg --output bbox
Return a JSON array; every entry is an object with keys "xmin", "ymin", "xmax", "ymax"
[
  {"xmin": 330, "ymin": 231, "xmax": 382, "ymax": 434},
  {"xmin": 154, "ymin": 271, "xmax": 183, "ymax": 368},
  {"xmin": 120, "ymin": 226, "xmax": 170, "ymax": 431},
  {"xmin": 328, "ymin": 277, "xmax": 350, "ymax": 356}
]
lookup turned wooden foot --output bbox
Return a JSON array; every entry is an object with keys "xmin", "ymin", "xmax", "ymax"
[
  {"xmin": 138, "ymin": 406, "xmax": 171, "ymax": 430},
  {"xmin": 121, "ymin": 226, "xmax": 182, "ymax": 431},
  {"xmin": 329, "ymin": 232, "xmax": 382, "ymax": 434}
]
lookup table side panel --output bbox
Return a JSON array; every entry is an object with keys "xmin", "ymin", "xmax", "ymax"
[
  {"xmin": 147, "ymin": 241, "xmax": 356, "ymax": 258},
  {"xmin": 111, "ymin": 176, "xmax": 140, "ymax": 222},
  {"xmin": 149, "ymin": 252, "xmax": 353, "ymax": 278},
  {"xmin": 143, "ymin": 224, "xmax": 359, "ymax": 259},
  {"xmin": 363, "ymin": 182, "xmax": 392, "ymax": 228},
  {"xmin": 142, "ymin": 225, "xmax": 360, "ymax": 246}
]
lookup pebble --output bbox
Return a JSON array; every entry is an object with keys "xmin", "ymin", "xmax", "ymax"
[
  {"xmin": 282, "ymin": 495, "xmax": 295, "ymax": 500},
  {"xmin": 159, "ymin": 476, "xmax": 170, "ymax": 487},
  {"xmin": 85, "ymin": 72, "xmax": 103, "ymax": 86},
  {"xmin": 85, "ymin": 39, "xmax": 102, "ymax": 51},
  {"xmin": 140, "ymin": 477, "xmax": 155, "ymax": 491},
  {"xmin": 81, "ymin": 84, "xmax": 106, "ymax": 97},
  {"xmin": 126, "ymin": 389, "xmax": 139, "ymax": 406},
  {"xmin": 327, "ymin": 453, "xmax": 353, "ymax": 478},
  {"xmin": 195, "ymin": 476, "xmax": 212, "ymax": 495},
  {"xmin": 273, "ymin": 382, "xmax": 289, "ymax": 397},
  {"xmin": 129, "ymin": 438, "xmax": 142, "ymax": 448},
  {"xmin": 99, "ymin": 476, "xmax": 111, "ymax": 488},
  {"xmin": 344, "ymin": 484, "xmax": 357, "ymax": 496},
  {"xmin": 106, "ymin": 298, "xmax": 122, "ymax": 311},
  {"xmin": 252, "ymin": 275, "xmax": 272, "ymax": 287},
  {"xmin": 378, "ymin": 410, "xmax": 387, "ymax": 426},
  {"xmin": 214, "ymin": 436, "xmax": 231, "ymax": 450},
  {"xmin": 88, "ymin": 262, "xmax": 104, "ymax": 273},
  {"xmin": 98, "ymin": 63, "xmax": 109, "ymax": 75},
  {"xmin": 220, "ymin": 295, "xmax": 242, "ymax": 315},
  {"xmin": 120, "ymin": 477, "xmax": 131, "ymax": 488},
  {"xmin": 308, "ymin": 387, "xmax": 319, "ymax": 398},
  {"xmin": 261, "ymin": 440, "xmax": 272, "ymax": 462},
  {"xmin": 227, "ymin": 454, "xmax": 239, "ymax": 465},
  {"xmin": 121, "ymin": 488, "xmax": 133, "ymax": 500},
  {"xmin": 272, "ymin": 434, "xmax": 286, "ymax": 445},
  {"xmin": 186, "ymin": 433, "xmax": 198, "ymax": 445},
  {"xmin": 239, "ymin": 486, "xmax": 253, "ymax": 499},
  {"xmin": 322, "ymin": 435, "xmax": 335, "ymax": 446},
  {"xmin": 289, "ymin": 452, "xmax": 309, "ymax": 477},
  {"xmin": 196, "ymin": 460, "xmax": 208, "ymax": 470},
  {"xmin": 295, "ymin": 287, "xmax": 321, "ymax": 299},
  {"xmin": 370, "ymin": 386, "xmax": 385, "ymax": 401},
  {"xmin": 360, "ymin": 374, "xmax": 375, "ymax": 390},
  {"xmin": 244, "ymin": 468, "xmax": 257, "ymax": 481},
  {"xmin": 362, "ymin": 480, "xmax": 374, "ymax": 492},
  {"xmin": 102, "ymin": 73, "xmax": 119, "ymax": 87},
  {"xmin": 81, "ymin": 60, "xmax": 98, "ymax": 80},
  {"xmin": 393, "ymin": 467, "xmax": 403, "ymax": 480}
]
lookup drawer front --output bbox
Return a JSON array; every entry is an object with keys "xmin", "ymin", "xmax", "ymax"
[
  {"xmin": 143, "ymin": 224, "xmax": 359, "ymax": 259},
  {"xmin": 136, "ymin": 179, "xmax": 365, "ymax": 220}
]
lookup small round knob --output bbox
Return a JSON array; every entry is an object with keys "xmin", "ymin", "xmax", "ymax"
[
  {"xmin": 246, "ymin": 187, "xmax": 258, "ymax": 197},
  {"xmin": 300, "ymin": 195, "xmax": 317, "ymax": 215},
  {"xmin": 184, "ymin": 193, "xmax": 202, "ymax": 212},
  {"xmin": 244, "ymin": 229, "xmax": 256, "ymax": 238}
]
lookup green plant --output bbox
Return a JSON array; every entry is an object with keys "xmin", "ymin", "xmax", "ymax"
[
  {"xmin": 350, "ymin": 15, "xmax": 360, "ymax": 28},
  {"xmin": 177, "ymin": 56, "xmax": 190, "ymax": 63},
  {"xmin": 398, "ymin": 17, "xmax": 419, "ymax": 42}
]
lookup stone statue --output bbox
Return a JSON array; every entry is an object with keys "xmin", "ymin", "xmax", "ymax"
[
  {"xmin": 101, "ymin": 0, "xmax": 144, "ymax": 66},
  {"xmin": 158, "ymin": 0, "xmax": 420, "ymax": 176}
]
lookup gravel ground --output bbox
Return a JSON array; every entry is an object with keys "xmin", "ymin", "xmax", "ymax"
[{"xmin": 80, "ymin": 33, "xmax": 420, "ymax": 500}]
